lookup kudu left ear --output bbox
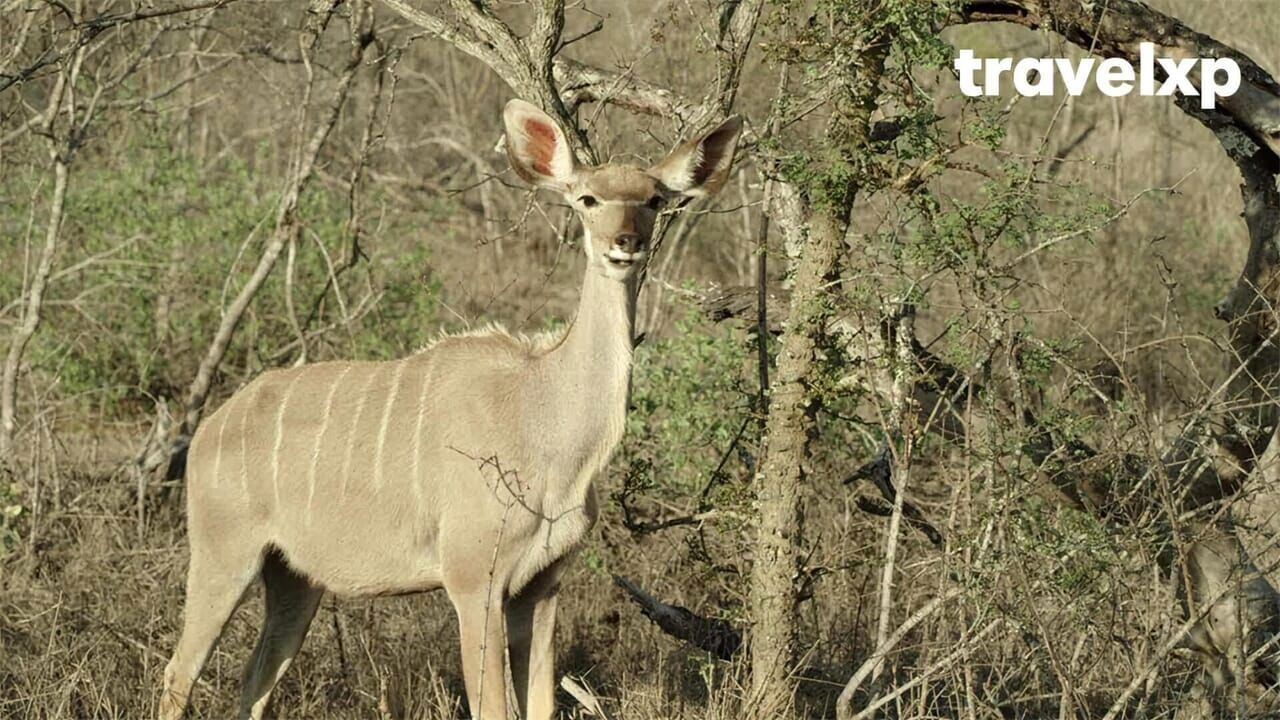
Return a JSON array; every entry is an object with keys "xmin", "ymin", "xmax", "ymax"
[
  {"xmin": 503, "ymin": 98, "xmax": 578, "ymax": 192},
  {"xmin": 649, "ymin": 116, "xmax": 743, "ymax": 197}
]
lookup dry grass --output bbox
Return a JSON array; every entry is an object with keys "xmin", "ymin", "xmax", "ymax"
[
  {"xmin": 0, "ymin": 438, "xmax": 762, "ymax": 719},
  {"xmin": 0, "ymin": 422, "xmax": 1230, "ymax": 718}
]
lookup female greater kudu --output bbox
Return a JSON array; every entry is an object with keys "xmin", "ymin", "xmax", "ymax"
[{"xmin": 159, "ymin": 99, "xmax": 741, "ymax": 720}]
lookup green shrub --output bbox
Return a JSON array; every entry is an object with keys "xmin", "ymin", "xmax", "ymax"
[
  {"xmin": 0, "ymin": 129, "xmax": 442, "ymax": 421},
  {"xmin": 623, "ymin": 298, "xmax": 753, "ymax": 496}
]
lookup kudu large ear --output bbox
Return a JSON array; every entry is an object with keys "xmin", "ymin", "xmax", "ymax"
[
  {"xmin": 649, "ymin": 116, "xmax": 743, "ymax": 197},
  {"xmin": 503, "ymin": 99, "xmax": 577, "ymax": 191}
]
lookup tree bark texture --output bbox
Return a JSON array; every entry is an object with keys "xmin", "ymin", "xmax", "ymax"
[{"xmin": 748, "ymin": 39, "xmax": 889, "ymax": 712}]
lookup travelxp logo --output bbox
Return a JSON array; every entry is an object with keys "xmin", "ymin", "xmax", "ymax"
[{"xmin": 955, "ymin": 43, "xmax": 1241, "ymax": 109}]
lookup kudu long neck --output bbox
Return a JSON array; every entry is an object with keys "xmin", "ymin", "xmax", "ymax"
[
  {"xmin": 536, "ymin": 261, "xmax": 637, "ymax": 481},
  {"xmin": 552, "ymin": 265, "xmax": 636, "ymax": 398}
]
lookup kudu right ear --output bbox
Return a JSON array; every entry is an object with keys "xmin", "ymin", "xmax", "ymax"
[
  {"xmin": 649, "ymin": 115, "xmax": 743, "ymax": 197},
  {"xmin": 503, "ymin": 99, "xmax": 577, "ymax": 192}
]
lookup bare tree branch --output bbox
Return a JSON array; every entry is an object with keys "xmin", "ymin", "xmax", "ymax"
[
  {"xmin": 149, "ymin": 1, "xmax": 374, "ymax": 480},
  {"xmin": 0, "ymin": 0, "xmax": 238, "ymax": 95},
  {"xmin": 380, "ymin": 0, "xmax": 763, "ymax": 142},
  {"xmin": 380, "ymin": 0, "xmax": 594, "ymax": 160},
  {"xmin": 0, "ymin": 52, "xmax": 76, "ymax": 460}
]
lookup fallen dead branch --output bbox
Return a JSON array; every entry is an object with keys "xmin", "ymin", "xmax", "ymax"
[{"xmin": 612, "ymin": 575, "xmax": 742, "ymax": 660}]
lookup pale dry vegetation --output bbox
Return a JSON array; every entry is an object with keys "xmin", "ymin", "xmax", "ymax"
[{"xmin": 4, "ymin": 1, "xmax": 1280, "ymax": 718}]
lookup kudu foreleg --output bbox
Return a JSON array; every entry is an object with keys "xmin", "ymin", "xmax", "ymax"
[{"xmin": 453, "ymin": 584, "xmax": 510, "ymax": 720}]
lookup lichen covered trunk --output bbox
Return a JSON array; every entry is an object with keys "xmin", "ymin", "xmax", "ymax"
[
  {"xmin": 750, "ymin": 209, "xmax": 846, "ymax": 713},
  {"xmin": 749, "ymin": 36, "xmax": 888, "ymax": 712}
]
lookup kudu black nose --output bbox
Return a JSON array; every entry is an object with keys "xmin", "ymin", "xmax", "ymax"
[{"xmin": 613, "ymin": 233, "xmax": 643, "ymax": 253}]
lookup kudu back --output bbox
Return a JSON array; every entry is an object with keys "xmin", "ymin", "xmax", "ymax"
[{"xmin": 159, "ymin": 99, "xmax": 741, "ymax": 720}]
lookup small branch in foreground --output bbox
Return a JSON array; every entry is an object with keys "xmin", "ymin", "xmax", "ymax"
[
  {"xmin": 559, "ymin": 676, "xmax": 610, "ymax": 718},
  {"xmin": 702, "ymin": 284, "xmax": 786, "ymax": 332},
  {"xmin": 835, "ymin": 587, "xmax": 965, "ymax": 720}
]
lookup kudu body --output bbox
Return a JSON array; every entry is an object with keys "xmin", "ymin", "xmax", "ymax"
[{"xmin": 159, "ymin": 100, "xmax": 741, "ymax": 720}]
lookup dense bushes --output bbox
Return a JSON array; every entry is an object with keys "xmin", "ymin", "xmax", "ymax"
[{"xmin": 1, "ymin": 133, "xmax": 441, "ymax": 421}]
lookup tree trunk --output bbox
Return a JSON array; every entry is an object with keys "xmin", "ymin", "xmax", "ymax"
[
  {"xmin": 0, "ymin": 158, "xmax": 67, "ymax": 461},
  {"xmin": 750, "ymin": 208, "xmax": 846, "ymax": 712},
  {"xmin": 749, "ymin": 40, "xmax": 888, "ymax": 712}
]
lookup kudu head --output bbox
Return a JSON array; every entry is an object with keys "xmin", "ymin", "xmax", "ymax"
[{"xmin": 503, "ymin": 99, "xmax": 742, "ymax": 281}]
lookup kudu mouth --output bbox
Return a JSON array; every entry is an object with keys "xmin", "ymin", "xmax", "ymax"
[{"xmin": 604, "ymin": 248, "xmax": 645, "ymax": 268}]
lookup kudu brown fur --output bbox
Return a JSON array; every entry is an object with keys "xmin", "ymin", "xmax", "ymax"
[{"xmin": 159, "ymin": 99, "xmax": 741, "ymax": 720}]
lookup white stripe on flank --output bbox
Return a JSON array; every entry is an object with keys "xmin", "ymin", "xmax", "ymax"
[
  {"xmin": 309, "ymin": 364, "xmax": 353, "ymax": 519},
  {"xmin": 372, "ymin": 360, "xmax": 406, "ymax": 490},
  {"xmin": 239, "ymin": 383, "xmax": 257, "ymax": 493},
  {"xmin": 409, "ymin": 361, "xmax": 433, "ymax": 506},
  {"xmin": 212, "ymin": 401, "xmax": 229, "ymax": 486},
  {"xmin": 271, "ymin": 371, "xmax": 305, "ymax": 508},
  {"xmin": 340, "ymin": 367, "xmax": 379, "ymax": 497}
]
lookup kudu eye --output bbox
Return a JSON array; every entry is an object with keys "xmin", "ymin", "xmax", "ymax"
[
  {"xmin": 646, "ymin": 195, "xmax": 664, "ymax": 210},
  {"xmin": 578, "ymin": 195, "xmax": 599, "ymax": 208}
]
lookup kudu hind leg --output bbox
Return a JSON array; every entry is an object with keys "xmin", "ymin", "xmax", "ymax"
[
  {"xmin": 161, "ymin": 544, "xmax": 265, "ymax": 720},
  {"xmin": 507, "ymin": 566, "xmax": 563, "ymax": 720},
  {"xmin": 238, "ymin": 551, "xmax": 324, "ymax": 720}
]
